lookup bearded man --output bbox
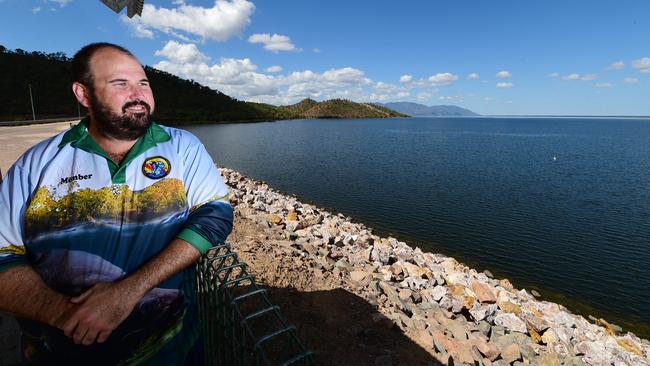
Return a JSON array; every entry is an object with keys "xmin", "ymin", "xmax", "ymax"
[{"xmin": 0, "ymin": 43, "xmax": 233, "ymax": 364}]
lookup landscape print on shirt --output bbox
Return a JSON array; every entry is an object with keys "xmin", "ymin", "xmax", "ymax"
[
  {"xmin": 21, "ymin": 178, "xmax": 192, "ymax": 364},
  {"xmin": 25, "ymin": 178, "xmax": 188, "ymax": 236}
]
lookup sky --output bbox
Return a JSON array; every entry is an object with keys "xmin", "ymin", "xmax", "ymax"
[{"xmin": 1, "ymin": 0, "xmax": 649, "ymax": 116}]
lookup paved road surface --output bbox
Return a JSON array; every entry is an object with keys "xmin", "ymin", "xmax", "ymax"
[{"xmin": 0, "ymin": 121, "xmax": 76, "ymax": 365}]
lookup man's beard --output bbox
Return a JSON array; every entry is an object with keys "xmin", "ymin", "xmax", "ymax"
[{"xmin": 89, "ymin": 94, "xmax": 153, "ymax": 140}]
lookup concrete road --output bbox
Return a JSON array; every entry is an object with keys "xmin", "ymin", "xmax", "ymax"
[{"xmin": 0, "ymin": 121, "xmax": 75, "ymax": 365}]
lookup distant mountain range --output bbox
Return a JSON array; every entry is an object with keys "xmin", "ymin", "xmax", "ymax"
[{"xmin": 378, "ymin": 102, "xmax": 479, "ymax": 116}]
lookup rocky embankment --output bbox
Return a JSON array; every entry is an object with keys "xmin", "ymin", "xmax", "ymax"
[{"xmin": 221, "ymin": 168, "xmax": 650, "ymax": 366}]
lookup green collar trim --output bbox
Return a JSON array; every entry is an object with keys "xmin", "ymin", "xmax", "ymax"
[{"xmin": 58, "ymin": 116, "xmax": 171, "ymax": 184}]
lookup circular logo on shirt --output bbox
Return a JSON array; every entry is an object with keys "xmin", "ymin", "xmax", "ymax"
[{"xmin": 142, "ymin": 156, "xmax": 171, "ymax": 179}]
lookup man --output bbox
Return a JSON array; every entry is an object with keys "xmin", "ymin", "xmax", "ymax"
[{"xmin": 0, "ymin": 43, "xmax": 233, "ymax": 364}]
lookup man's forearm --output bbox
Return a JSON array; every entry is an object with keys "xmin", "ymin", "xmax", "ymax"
[
  {"xmin": 122, "ymin": 238, "xmax": 201, "ymax": 297},
  {"xmin": 0, "ymin": 266, "xmax": 75, "ymax": 329}
]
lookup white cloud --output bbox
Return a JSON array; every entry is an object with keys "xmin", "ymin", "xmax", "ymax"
[
  {"xmin": 581, "ymin": 74, "xmax": 598, "ymax": 81},
  {"xmin": 496, "ymin": 82, "xmax": 513, "ymax": 89},
  {"xmin": 561, "ymin": 73, "xmax": 598, "ymax": 81},
  {"xmin": 30, "ymin": 6, "xmax": 41, "ymax": 13},
  {"xmin": 632, "ymin": 57, "xmax": 650, "ymax": 73},
  {"xmin": 124, "ymin": 0, "xmax": 255, "ymax": 42},
  {"xmin": 154, "ymin": 41, "xmax": 209, "ymax": 64},
  {"xmin": 496, "ymin": 70, "xmax": 512, "ymax": 78},
  {"xmin": 47, "ymin": 0, "xmax": 72, "ymax": 7},
  {"xmin": 417, "ymin": 92, "xmax": 433, "ymax": 101},
  {"xmin": 399, "ymin": 74, "xmax": 412, "ymax": 83},
  {"xmin": 396, "ymin": 91, "xmax": 410, "ymax": 98},
  {"xmin": 607, "ymin": 61, "xmax": 625, "ymax": 70},
  {"xmin": 248, "ymin": 33, "xmax": 298, "ymax": 52},
  {"xmin": 548, "ymin": 72, "xmax": 560, "ymax": 78},
  {"xmin": 265, "ymin": 65, "xmax": 283, "ymax": 73},
  {"xmin": 624, "ymin": 77, "xmax": 639, "ymax": 84},
  {"xmin": 562, "ymin": 73, "xmax": 581, "ymax": 80},
  {"xmin": 596, "ymin": 83, "xmax": 613, "ymax": 88},
  {"xmin": 467, "ymin": 73, "xmax": 480, "ymax": 80},
  {"xmin": 428, "ymin": 73, "xmax": 458, "ymax": 86},
  {"xmin": 313, "ymin": 48, "xmax": 322, "ymax": 53}
]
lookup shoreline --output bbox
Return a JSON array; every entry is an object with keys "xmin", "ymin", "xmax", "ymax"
[
  {"xmin": 222, "ymin": 167, "xmax": 650, "ymax": 365},
  {"xmin": 1, "ymin": 122, "xmax": 649, "ymax": 364}
]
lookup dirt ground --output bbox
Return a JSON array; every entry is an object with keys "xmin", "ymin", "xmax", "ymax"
[{"xmin": 229, "ymin": 214, "xmax": 443, "ymax": 365}]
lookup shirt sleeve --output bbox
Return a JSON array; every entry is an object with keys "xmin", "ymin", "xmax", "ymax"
[
  {"xmin": 0, "ymin": 165, "xmax": 30, "ymax": 272},
  {"xmin": 176, "ymin": 135, "xmax": 233, "ymax": 254}
]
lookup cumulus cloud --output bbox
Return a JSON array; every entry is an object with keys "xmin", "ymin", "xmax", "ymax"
[
  {"xmin": 399, "ymin": 74, "xmax": 412, "ymax": 83},
  {"xmin": 561, "ymin": 73, "xmax": 598, "ymax": 81},
  {"xmin": 154, "ymin": 41, "xmax": 209, "ymax": 64},
  {"xmin": 396, "ymin": 91, "xmax": 410, "ymax": 98},
  {"xmin": 607, "ymin": 61, "xmax": 625, "ymax": 70},
  {"xmin": 417, "ymin": 92, "xmax": 433, "ymax": 101},
  {"xmin": 624, "ymin": 77, "xmax": 639, "ymax": 84},
  {"xmin": 265, "ymin": 65, "xmax": 283, "ymax": 73},
  {"xmin": 313, "ymin": 48, "xmax": 322, "ymax": 53},
  {"xmin": 496, "ymin": 71, "xmax": 512, "ymax": 78},
  {"xmin": 467, "ymin": 73, "xmax": 480, "ymax": 80},
  {"xmin": 496, "ymin": 82, "xmax": 513, "ymax": 89},
  {"xmin": 632, "ymin": 57, "xmax": 650, "ymax": 73},
  {"xmin": 428, "ymin": 73, "xmax": 458, "ymax": 86},
  {"xmin": 30, "ymin": 6, "xmax": 41, "ymax": 13},
  {"xmin": 562, "ymin": 73, "xmax": 581, "ymax": 80},
  {"xmin": 47, "ymin": 0, "xmax": 72, "ymax": 6},
  {"xmin": 248, "ymin": 33, "xmax": 299, "ymax": 52},
  {"xmin": 124, "ymin": 0, "xmax": 255, "ymax": 42},
  {"xmin": 548, "ymin": 72, "xmax": 559, "ymax": 78},
  {"xmin": 596, "ymin": 83, "xmax": 612, "ymax": 88}
]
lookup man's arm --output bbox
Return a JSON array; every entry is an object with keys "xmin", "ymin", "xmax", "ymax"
[
  {"xmin": 0, "ymin": 266, "xmax": 77, "ymax": 330},
  {"xmin": 63, "ymin": 238, "xmax": 200, "ymax": 345}
]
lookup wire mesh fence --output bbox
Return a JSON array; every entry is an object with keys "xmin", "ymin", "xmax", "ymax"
[{"xmin": 196, "ymin": 243, "xmax": 316, "ymax": 366}]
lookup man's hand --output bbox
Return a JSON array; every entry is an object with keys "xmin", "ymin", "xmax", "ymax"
[
  {"xmin": 63, "ymin": 281, "xmax": 143, "ymax": 345},
  {"xmin": 63, "ymin": 238, "xmax": 201, "ymax": 346}
]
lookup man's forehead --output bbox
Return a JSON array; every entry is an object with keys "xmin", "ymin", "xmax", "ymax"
[{"xmin": 89, "ymin": 48, "xmax": 146, "ymax": 79}]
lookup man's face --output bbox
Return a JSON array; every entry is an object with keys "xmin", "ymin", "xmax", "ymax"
[{"xmin": 86, "ymin": 48, "xmax": 156, "ymax": 140}]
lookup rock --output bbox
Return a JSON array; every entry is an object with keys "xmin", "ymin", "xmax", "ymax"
[
  {"xmin": 500, "ymin": 343, "xmax": 521, "ymax": 364},
  {"xmin": 285, "ymin": 221, "xmax": 301, "ymax": 232},
  {"xmin": 563, "ymin": 356, "xmax": 587, "ymax": 366},
  {"xmin": 497, "ymin": 300, "xmax": 522, "ymax": 315},
  {"xmin": 448, "ymin": 318, "xmax": 469, "ymax": 340},
  {"xmin": 415, "ymin": 329, "xmax": 434, "ymax": 348},
  {"xmin": 483, "ymin": 269, "xmax": 494, "ymax": 279},
  {"xmin": 471, "ymin": 281, "xmax": 497, "ymax": 303},
  {"xmin": 494, "ymin": 313, "xmax": 527, "ymax": 333},
  {"xmin": 403, "ymin": 262, "xmax": 432, "ymax": 279},
  {"xmin": 477, "ymin": 321, "xmax": 491, "ymax": 337},
  {"xmin": 266, "ymin": 214, "xmax": 282, "ymax": 225},
  {"xmin": 531, "ymin": 289, "xmax": 541, "ymax": 298},
  {"xmin": 430, "ymin": 286, "xmax": 448, "ymax": 302},
  {"xmin": 536, "ymin": 352, "xmax": 561, "ymax": 366},
  {"xmin": 398, "ymin": 289, "xmax": 412, "ymax": 301},
  {"xmin": 617, "ymin": 338, "xmax": 642, "ymax": 356},
  {"xmin": 498, "ymin": 278, "xmax": 514, "ymax": 291},
  {"xmin": 350, "ymin": 270, "xmax": 370, "ymax": 283},
  {"xmin": 287, "ymin": 210, "xmax": 298, "ymax": 221},
  {"xmin": 541, "ymin": 329, "xmax": 558, "ymax": 345}
]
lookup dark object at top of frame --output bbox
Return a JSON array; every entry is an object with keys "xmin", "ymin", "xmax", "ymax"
[{"xmin": 99, "ymin": 0, "xmax": 144, "ymax": 18}]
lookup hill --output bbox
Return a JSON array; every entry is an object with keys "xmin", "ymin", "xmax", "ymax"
[
  {"xmin": 279, "ymin": 98, "xmax": 407, "ymax": 119},
  {"xmin": 379, "ymin": 102, "xmax": 479, "ymax": 116},
  {"xmin": 0, "ymin": 45, "xmax": 403, "ymax": 124}
]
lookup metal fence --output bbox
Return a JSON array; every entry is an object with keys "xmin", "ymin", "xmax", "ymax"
[{"xmin": 196, "ymin": 243, "xmax": 316, "ymax": 366}]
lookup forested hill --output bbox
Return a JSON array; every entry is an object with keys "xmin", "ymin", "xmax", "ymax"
[
  {"xmin": 0, "ymin": 45, "xmax": 291, "ymax": 123},
  {"xmin": 0, "ymin": 46, "xmax": 404, "ymax": 124}
]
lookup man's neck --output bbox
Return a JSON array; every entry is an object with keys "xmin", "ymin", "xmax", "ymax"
[{"xmin": 87, "ymin": 121, "xmax": 139, "ymax": 165}]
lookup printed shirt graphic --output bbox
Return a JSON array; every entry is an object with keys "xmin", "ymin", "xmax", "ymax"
[{"xmin": 0, "ymin": 118, "xmax": 233, "ymax": 365}]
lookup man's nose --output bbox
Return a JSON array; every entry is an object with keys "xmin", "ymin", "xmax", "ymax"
[{"xmin": 127, "ymin": 83, "xmax": 146, "ymax": 100}]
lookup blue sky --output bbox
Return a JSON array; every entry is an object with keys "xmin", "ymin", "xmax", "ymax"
[{"xmin": 1, "ymin": 0, "xmax": 649, "ymax": 115}]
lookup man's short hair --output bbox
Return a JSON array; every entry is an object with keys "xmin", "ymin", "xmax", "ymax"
[{"xmin": 71, "ymin": 42, "xmax": 136, "ymax": 88}]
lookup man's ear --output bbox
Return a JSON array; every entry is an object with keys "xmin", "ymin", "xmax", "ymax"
[{"xmin": 72, "ymin": 82, "xmax": 91, "ymax": 108}]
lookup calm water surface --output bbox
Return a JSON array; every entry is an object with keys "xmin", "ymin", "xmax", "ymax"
[{"xmin": 184, "ymin": 117, "xmax": 650, "ymax": 334}]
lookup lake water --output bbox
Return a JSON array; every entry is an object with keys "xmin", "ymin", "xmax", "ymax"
[{"xmin": 184, "ymin": 116, "xmax": 650, "ymax": 335}]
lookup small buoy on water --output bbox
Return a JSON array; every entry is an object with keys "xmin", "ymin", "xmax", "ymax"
[{"xmin": 552, "ymin": 155, "xmax": 558, "ymax": 161}]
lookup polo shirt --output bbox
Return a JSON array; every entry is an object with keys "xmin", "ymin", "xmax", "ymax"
[{"xmin": 0, "ymin": 117, "xmax": 233, "ymax": 364}]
